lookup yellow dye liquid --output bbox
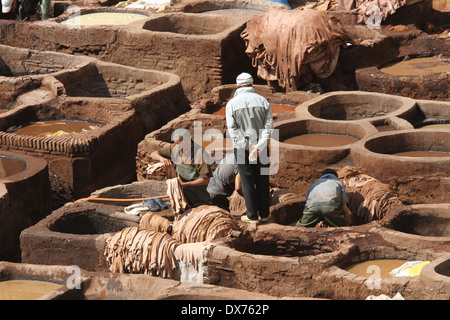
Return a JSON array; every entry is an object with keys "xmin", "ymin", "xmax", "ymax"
[
  {"xmin": 380, "ymin": 56, "xmax": 450, "ymax": 76},
  {"xmin": 61, "ymin": 12, "xmax": 148, "ymax": 26},
  {"xmin": 344, "ymin": 259, "xmax": 409, "ymax": 278},
  {"xmin": 12, "ymin": 120, "xmax": 101, "ymax": 138},
  {"xmin": 0, "ymin": 280, "xmax": 62, "ymax": 300}
]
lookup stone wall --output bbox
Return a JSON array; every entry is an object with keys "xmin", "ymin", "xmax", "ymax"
[
  {"xmin": 0, "ymin": 10, "xmax": 254, "ymax": 102},
  {"xmin": 0, "ymin": 45, "xmax": 189, "ymax": 199},
  {"xmin": 0, "ymin": 151, "xmax": 51, "ymax": 261}
]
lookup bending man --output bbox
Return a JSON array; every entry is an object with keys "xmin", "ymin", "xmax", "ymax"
[
  {"xmin": 296, "ymin": 169, "xmax": 351, "ymax": 227},
  {"xmin": 207, "ymin": 153, "xmax": 242, "ymax": 212}
]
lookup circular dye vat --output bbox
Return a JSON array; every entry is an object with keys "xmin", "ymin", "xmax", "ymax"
[
  {"xmin": 0, "ymin": 155, "xmax": 27, "ymax": 179},
  {"xmin": 388, "ymin": 204, "xmax": 450, "ymax": 237},
  {"xmin": 61, "ymin": 12, "xmax": 148, "ymax": 26},
  {"xmin": 344, "ymin": 259, "xmax": 410, "ymax": 278},
  {"xmin": 355, "ymin": 57, "xmax": 449, "ymax": 101},
  {"xmin": 302, "ymin": 91, "xmax": 412, "ymax": 121},
  {"xmin": 275, "ymin": 119, "xmax": 367, "ymax": 168},
  {"xmin": 143, "ymin": 13, "xmax": 238, "ymax": 35},
  {"xmin": 12, "ymin": 120, "xmax": 102, "ymax": 138},
  {"xmin": 0, "ymin": 280, "xmax": 62, "ymax": 300},
  {"xmin": 380, "ymin": 56, "xmax": 450, "ymax": 76},
  {"xmin": 352, "ymin": 130, "xmax": 450, "ymax": 175},
  {"xmin": 282, "ymin": 133, "xmax": 358, "ymax": 147}
]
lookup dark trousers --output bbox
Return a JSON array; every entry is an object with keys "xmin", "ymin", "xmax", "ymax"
[
  {"xmin": 210, "ymin": 193, "xmax": 230, "ymax": 212},
  {"xmin": 234, "ymin": 148, "xmax": 270, "ymax": 221},
  {"xmin": 19, "ymin": 0, "xmax": 39, "ymax": 18},
  {"xmin": 296, "ymin": 204, "xmax": 347, "ymax": 228}
]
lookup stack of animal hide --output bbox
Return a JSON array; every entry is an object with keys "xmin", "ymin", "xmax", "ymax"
[
  {"xmin": 104, "ymin": 227, "xmax": 180, "ymax": 278},
  {"xmin": 172, "ymin": 205, "xmax": 241, "ymax": 243},
  {"xmin": 270, "ymin": 187, "xmax": 300, "ymax": 205},
  {"xmin": 338, "ymin": 166, "xmax": 403, "ymax": 225},
  {"xmin": 229, "ymin": 190, "xmax": 246, "ymax": 215},
  {"xmin": 139, "ymin": 212, "xmax": 172, "ymax": 233},
  {"xmin": 166, "ymin": 177, "xmax": 189, "ymax": 216},
  {"xmin": 337, "ymin": 0, "xmax": 422, "ymax": 25},
  {"xmin": 105, "ymin": 206, "xmax": 242, "ymax": 278},
  {"xmin": 173, "ymin": 242, "xmax": 213, "ymax": 271},
  {"xmin": 146, "ymin": 162, "xmax": 164, "ymax": 175},
  {"xmin": 241, "ymin": 8, "xmax": 355, "ymax": 91}
]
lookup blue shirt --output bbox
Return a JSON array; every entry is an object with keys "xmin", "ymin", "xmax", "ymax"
[{"xmin": 305, "ymin": 174, "xmax": 348, "ymax": 208}]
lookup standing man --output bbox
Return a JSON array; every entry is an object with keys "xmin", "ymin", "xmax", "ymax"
[
  {"xmin": 296, "ymin": 169, "xmax": 351, "ymax": 228},
  {"xmin": 225, "ymin": 72, "xmax": 273, "ymax": 224}
]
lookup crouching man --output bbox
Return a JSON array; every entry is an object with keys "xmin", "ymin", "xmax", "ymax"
[{"xmin": 296, "ymin": 168, "xmax": 351, "ymax": 227}]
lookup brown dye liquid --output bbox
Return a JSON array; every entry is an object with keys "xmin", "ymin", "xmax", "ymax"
[
  {"xmin": 419, "ymin": 123, "xmax": 450, "ymax": 130},
  {"xmin": 344, "ymin": 259, "xmax": 409, "ymax": 278},
  {"xmin": 282, "ymin": 133, "xmax": 358, "ymax": 147},
  {"xmin": 270, "ymin": 103, "xmax": 296, "ymax": 113},
  {"xmin": 212, "ymin": 103, "xmax": 296, "ymax": 116},
  {"xmin": 13, "ymin": 120, "xmax": 102, "ymax": 138},
  {"xmin": 0, "ymin": 110, "xmax": 8, "ymax": 114},
  {"xmin": 0, "ymin": 280, "xmax": 62, "ymax": 300},
  {"xmin": 380, "ymin": 56, "xmax": 450, "ymax": 76},
  {"xmin": 393, "ymin": 150, "xmax": 450, "ymax": 157},
  {"xmin": 0, "ymin": 156, "xmax": 27, "ymax": 179}
]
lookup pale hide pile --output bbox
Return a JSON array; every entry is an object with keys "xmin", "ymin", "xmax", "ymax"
[
  {"xmin": 172, "ymin": 205, "xmax": 241, "ymax": 243},
  {"xmin": 104, "ymin": 226, "xmax": 180, "ymax": 277},
  {"xmin": 104, "ymin": 206, "xmax": 241, "ymax": 278},
  {"xmin": 336, "ymin": 0, "xmax": 423, "ymax": 25}
]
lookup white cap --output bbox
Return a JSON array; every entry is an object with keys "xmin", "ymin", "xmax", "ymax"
[
  {"xmin": 2, "ymin": 0, "xmax": 13, "ymax": 13},
  {"xmin": 236, "ymin": 72, "xmax": 253, "ymax": 87}
]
